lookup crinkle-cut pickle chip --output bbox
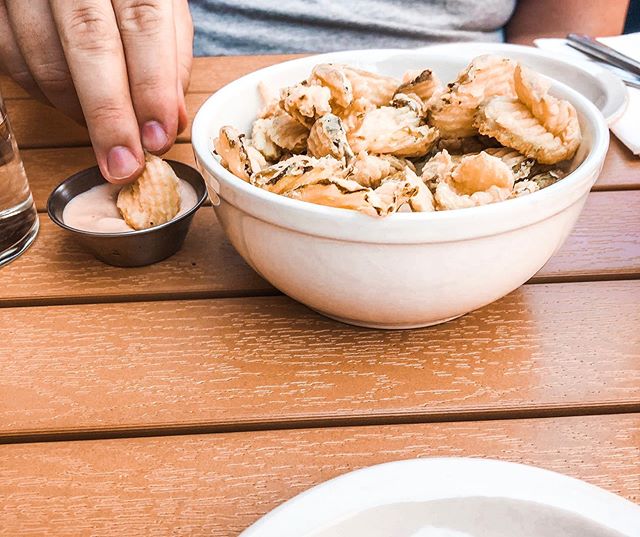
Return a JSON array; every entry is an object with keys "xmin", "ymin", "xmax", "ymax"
[
  {"xmin": 116, "ymin": 154, "xmax": 181, "ymax": 231},
  {"xmin": 280, "ymin": 83, "xmax": 332, "ymax": 127},
  {"xmin": 349, "ymin": 104, "xmax": 439, "ymax": 157},
  {"xmin": 425, "ymin": 151, "xmax": 516, "ymax": 211},
  {"xmin": 476, "ymin": 97, "xmax": 581, "ymax": 165},
  {"xmin": 429, "ymin": 54, "xmax": 517, "ymax": 138},
  {"xmin": 475, "ymin": 65, "xmax": 582, "ymax": 165},
  {"xmin": 307, "ymin": 113, "xmax": 354, "ymax": 163}
]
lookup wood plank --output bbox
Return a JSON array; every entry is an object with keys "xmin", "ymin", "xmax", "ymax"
[
  {"xmin": 0, "ymin": 414, "xmax": 638, "ymax": 535},
  {"xmin": 7, "ymin": 93, "xmax": 208, "ymax": 149},
  {"xmin": 535, "ymin": 190, "xmax": 640, "ymax": 281},
  {"xmin": 0, "ymin": 75, "xmax": 29, "ymax": 99},
  {"xmin": 0, "ymin": 282, "xmax": 638, "ymax": 438},
  {"xmin": 0, "ymin": 208, "xmax": 273, "ymax": 307},
  {"xmin": 1, "ymin": 191, "xmax": 636, "ymax": 307},
  {"xmin": 596, "ymin": 136, "xmax": 640, "ymax": 191},
  {"xmin": 1, "ymin": 55, "xmax": 301, "ymax": 100},
  {"xmin": 187, "ymin": 54, "xmax": 303, "ymax": 93}
]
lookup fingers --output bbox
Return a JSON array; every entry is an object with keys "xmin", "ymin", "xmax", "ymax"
[
  {"xmin": 50, "ymin": 0, "xmax": 144, "ymax": 184},
  {"xmin": 112, "ymin": 0, "xmax": 179, "ymax": 154},
  {"xmin": 0, "ymin": 0, "xmax": 49, "ymax": 103},
  {"xmin": 5, "ymin": 0, "xmax": 84, "ymax": 123},
  {"xmin": 173, "ymin": 0, "xmax": 194, "ymax": 133}
]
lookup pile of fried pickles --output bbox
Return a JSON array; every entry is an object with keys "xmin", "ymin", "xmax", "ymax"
[{"xmin": 214, "ymin": 55, "xmax": 581, "ymax": 216}]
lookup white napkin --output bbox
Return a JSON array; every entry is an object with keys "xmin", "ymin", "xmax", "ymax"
[{"xmin": 535, "ymin": 33, "xmax": 640, "ymax": 156}]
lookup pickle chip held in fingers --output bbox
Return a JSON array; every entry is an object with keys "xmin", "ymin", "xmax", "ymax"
[{"xmin": 116, "ymin": 154, "xmax": 181, "ymax": 231}]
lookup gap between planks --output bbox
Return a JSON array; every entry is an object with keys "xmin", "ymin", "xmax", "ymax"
[
  {"xmin": 2, "ymin": 402, "xmax": 639, "ymax": 446},
  {"xmin": 1, "ymin": 272, "xmax": 640, "ymax": 310}
]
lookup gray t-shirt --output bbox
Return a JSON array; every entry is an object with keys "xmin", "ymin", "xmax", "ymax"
[{"xmin": 191, "ymin": 0, "xmax": 517, "ymax": 56}]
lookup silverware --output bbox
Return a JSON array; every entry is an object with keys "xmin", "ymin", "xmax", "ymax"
[
  {"xmin": 47, "ymin": 160, "xmax": 208, "ymax": 267},
  {"xmin": 567, "ymin": 33, "xmax": 640, "ymax": 89}
]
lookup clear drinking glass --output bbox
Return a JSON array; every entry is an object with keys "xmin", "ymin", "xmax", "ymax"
[{"xmin": 0, "ymin": 92, "xmax": 38, "ymax": 267}]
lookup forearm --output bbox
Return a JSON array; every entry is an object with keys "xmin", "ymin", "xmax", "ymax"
[{"xmin": 506, "ymin": 0, "xmax": 630, "ymax": 45}]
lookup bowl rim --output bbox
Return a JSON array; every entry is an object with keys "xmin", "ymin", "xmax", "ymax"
[
  {"xmin": 239, "ymin": 457, "xmax": 640, "ymax": 536},
  {"xmin": 46, "ymin": 160, "xmax": 208, "ymax": 238},
  {"xmin": 192, "ymin": 47, "xmax": 609, "ymax": 243}
]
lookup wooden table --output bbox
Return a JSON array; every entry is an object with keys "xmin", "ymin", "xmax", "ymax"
[{"xmin": 1, "ymin": 56, "xmax": 639, "ymax": 535}]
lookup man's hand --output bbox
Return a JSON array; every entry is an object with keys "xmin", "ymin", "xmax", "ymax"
[{"xmin": 0, "ymin": 0, "xmax": 193, "ymax": 184}]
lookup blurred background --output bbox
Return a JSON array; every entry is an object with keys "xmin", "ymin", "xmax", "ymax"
[{"xmin": 625, "ymin": 0, "xmax": 639, "ymax": 32}]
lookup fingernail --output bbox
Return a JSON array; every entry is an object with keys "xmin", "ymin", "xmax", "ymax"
[
  {"xmin": 141, "ymin": 120, "xmax": 169, "ymax": 152},
  {"xmin": 107, "ymin": 146, "xmax": 140, "ymax": 180}
]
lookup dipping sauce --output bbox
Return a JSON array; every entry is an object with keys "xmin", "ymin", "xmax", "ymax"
[
  {"xmin": 62, "ymin": 179, "xmax": 198, "ymax": 233},
  {"xmin": 308, "ymin": 497, "xmax": 629, "ymax": 537}
]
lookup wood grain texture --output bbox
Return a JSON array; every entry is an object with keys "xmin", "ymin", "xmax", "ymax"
[
  {"xmin": 0, "ymin": 208, "xmax": 273, "ymax": 307},
  {"xmin": 536, "ymin": 190, "xmax": 640, "ymax": 281},
  {"xmin": 0, "ymin": 282, "xmax": 638, "ymax": 438},
  {"xmin": 1, "ymin": 191, "xmax": 636, "ymax": 307},
  {"xmin": 0, "ymin": 75, "xmax": 28, "ymax": 98},
  {"xmin": 1, "ymin": 56, "xmax": 302, "ymax": 100},
  {"xmin": 186, "ymin": 54, "xmax": 303, "ymax": 93},
  {"xmin": 596, "ymin": 137, "xmax": 640, "ymax": 190},
  {"xmin": 0, "ymin": 414, "xmax": 638, "ymax": 535}
]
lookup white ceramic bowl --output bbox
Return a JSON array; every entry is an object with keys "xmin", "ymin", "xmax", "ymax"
[
  {"xmin": 239, "ymin": 458, "xmax": 640, "ymax": 537},
  {"xmin": 192, "ymin": 48, "xmax": 609, "ymax": 329}
]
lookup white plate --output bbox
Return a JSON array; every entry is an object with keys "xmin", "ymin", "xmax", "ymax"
[
  {"xmin": 421, "ymin": 42, "xmax": 628, "ymax": 124},
  {"xmin": 240, "ymin": 458, "xmax": 640, "ymax": 537}
]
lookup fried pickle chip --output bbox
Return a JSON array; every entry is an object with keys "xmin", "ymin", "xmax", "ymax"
[
  {"xmin": 251, "ymin": 155, "xmax": 346, "ymax": 194},
  {"xmin": 420, "ymin": 149, "xmax": 456, "ymax": 191},
  {"xmin": 280, "ymin": 82, "xmax": 333, "ymax": 127},
  {"xmin": 433, "ymin": 152, "xmax": 514, "ymax": 210},
  {"xmin": 529, "ymin": 168, "xmax": 566, "ymax": 189},
  {"xmin": 257, "ymin": 81, "xmax": 280, "ymax": 118},
  {"xmin": 396, "ymin": 68, "xmax": 443, "ymax": 105},
  {"xmin": 391, "ymin": 92, "xmax": 426, "ymax": 117},
  {"xmin": 514, "ymin": 65, "xmax": 575, "ymax": 136},
  {"xmin": 347, "ymin": 151, "xmax": 412, "ymax": 188},
  {"xmin": 116, "ymin": 154, "xmax": 180, "ymax": 230},
  {"xmin": 475, "ymin": 64, "xmax": 581, "ymax": 164},
  {"xmin": 342, "ymin": 65, "xmax": 400, "ymax": 107},
  {"xmin": 251, "ymin": 118, "xmax": 283, "ymax": 162},
  {"xmin": 269, "ymin": 113, "xmax": 309, "ymax": 153},
  {"xmin": 349, "ymin": 104, "xmax": 439, "ymax": 157},
  {"xmin": 309, "ymin": 63, "xmax": 354, "ymax": 109},
  {"xmin": 475, "ymin": 97, "xmax": 580, "ymax": 164},
  {"xmin": 337, "ymin": 96, "xmax": 376, "ymax": 133},
  {"xmin": 429, "ymin": 55, "xmax": 517, "ymax": 138},
  {"xmin": 366, "ymin": 177, "xmax": 418, "ymax": 216},
  {"xmin": 214, "ymin": 126, "xmax": 267, "ymax": 181},
  {"xmin": 401, "ymin": 166, "xmax": 435, "ymax": 212},
  {"xmin": 451, "ymin": 151, "xmax": 513, "ymax": 194},
  {"xmin": 307, "ymin": 113, "xmax": 354, "ymax": 163},
  {"xmin": 510, "ymin": 180, "xmax": 539, "ymax": 198}
]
